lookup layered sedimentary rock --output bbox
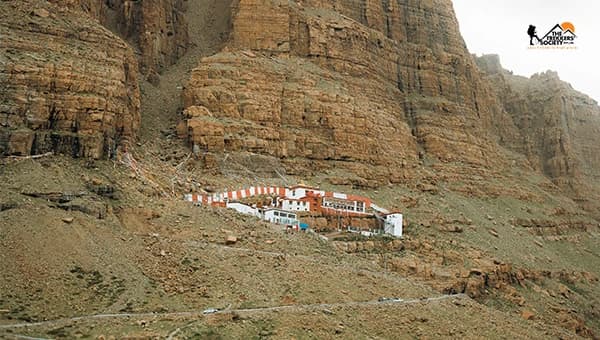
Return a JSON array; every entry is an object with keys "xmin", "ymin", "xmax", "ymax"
[
  {"xmin": 181, "ymin": 0, "xmax": 517, "ymax": 182},
  {"xmin": 476, "ymin": 54, "xmax": 600, "ymax": 195},
  {"xmin": 108, "ymin": 0, "xmax": 189, "ymax": 80},
  {"xmin": 0, "ymin": 0, "xmax": 140, "ymax": 158},
  {"xmin": 181, "ymin": 52, "xmax": 419, "ymax": 181},
  {"xmin": 49, "ymin": 0, "xmax": 189, "ymax": 80},
  {"xmin": 48, "ymin": 0, "xmax": 107, "ymax": 21}
]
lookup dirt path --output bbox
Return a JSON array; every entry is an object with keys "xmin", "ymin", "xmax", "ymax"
[
  {"xmin": 7, "ymin": 335, "xmax": 50, "ymax": 340},
  {"xmin": 0, "ymin": 294, "xmax": 468, "ymax": 331}
]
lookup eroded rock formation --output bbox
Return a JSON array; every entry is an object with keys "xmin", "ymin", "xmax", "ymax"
[
  {"xmin": 48, "ymin": 0, "xmax": 107, "ymax": 21},
  {"xmin": 0, "ymin": 0, "xmax": 140, "ymax": 158},
  {"xmin": 49, "ymin": 0, "xmax": 190, "ymax": 81},
  {"xmin": 108, "ymin": 0, "xmax": 189, "ymax": 81},
  {"xmin": 476, "ymin": 54, "xmax": 600, "ymax": 200},
  {"xmin": 180, "ymin": 0, "xmax": 517, "ymax": 183}
]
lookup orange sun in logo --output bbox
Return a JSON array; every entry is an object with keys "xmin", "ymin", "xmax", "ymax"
[{"xmin": 561, "ymin": 22, "xmax": 575, "ymax": 33}]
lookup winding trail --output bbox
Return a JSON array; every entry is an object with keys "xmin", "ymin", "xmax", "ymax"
[{"xmin": 0, "ymin": 294, "xmax": 467, "ymax": 331}]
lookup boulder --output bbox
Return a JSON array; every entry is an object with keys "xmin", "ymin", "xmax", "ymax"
[
  {"xmin": 31, "ymin": 8, "xmax": 50, "ymax": 18},
  {"xmin": 521, "ymin": 310, "xmax": 536, "ymax": 320}
]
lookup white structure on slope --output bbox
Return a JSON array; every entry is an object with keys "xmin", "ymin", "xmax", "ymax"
[
  {"xmin": 280, "ymin": 198, "xmax": 311, "ymax": 212},
  {"xmin": 383, "ymin": 213, "xmax": 403, "ymax": 237},
  {"xmin": 263, "ymin": 209, "xmax": 299, "ymax": 227},
  {"xmin": 226, "ymin": 202, "xmax": 260, "ymax": 217},
  {"xmin": 284, "ymin": 185, "xmax": 324, "ymax": 200}
]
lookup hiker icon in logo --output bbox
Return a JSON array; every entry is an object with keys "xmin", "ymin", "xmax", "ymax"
[
  {"xmin": 528, "ymin": 22, "xmax": 577, "ymax": 47},
  {"xmin": 527, "ymin": 25, "xmax": 542, "ymax": 45}
]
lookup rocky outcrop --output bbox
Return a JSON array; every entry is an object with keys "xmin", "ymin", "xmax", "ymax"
[
  {"xmin": 181, "ymin": 0, "xmax": 517, "ymax": 183},
  {"xmin": 476, "ymin": 54, "xmax": 600, "ymax": 200},
  {"xmin": 49, "ymin": 0, "xmax": 189, "ymax": 81},
  {"xmin": 48, "ymin": 0, "xmax": 107, "ymax": 22},
  {"xmin": 182, "ymin": 51, "xmax": 418, "ymax": 181},
  {"xmin": 107, "ymin": 0, "xmax": 189, "ymax": 81},
  {"xmin": 0, "ymin": 0, "xmax": 140, "ymax": 158}
]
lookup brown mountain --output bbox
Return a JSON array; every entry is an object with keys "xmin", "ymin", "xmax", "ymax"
[
  {"xmin": 476, "ymin": 54, "xmax": 600, "ymax": 212},
  {"xmin": 1, "ymin": 0, "xmax": 599, "ymax": 338},
  {"xmin": 180, "ymin": 0, "xmax": 512, "ymax": 181},
  {"xmin": 0, "ymin": 0, "xmax": 141, "ymax": 158}
]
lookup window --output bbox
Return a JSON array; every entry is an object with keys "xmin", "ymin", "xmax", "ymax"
[{"xmin": 274, "ymin": 211, "xmax": 279, "ymax": 216}]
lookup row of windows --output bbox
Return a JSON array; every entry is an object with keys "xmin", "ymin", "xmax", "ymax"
[
  {"xmin": 273, "ymin": 217, "xmax": 298, "ymax": 226},
  {"xmin": 273, "ymin": 211, "xmax": 296, "ymax": 218},
  {"xmin": 322, "ymin": 198, "xmax": 366, "ymax": 212}
]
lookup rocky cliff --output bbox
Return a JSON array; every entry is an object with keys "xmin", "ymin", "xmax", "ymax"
[
  {"xmin": 180, "ymin": 0, "xmax": 518, "ymax": 183},
  {"xmin": 476, "ymin": 54, "xmax": 600, "ymax": 204},
  {"xmin": 106, "ymin": 0, "xmax": 189, "ymax": 82},
  {"xmin": 0, "ymin": 0, "xmax": 140, "ymax": 158},
  {"xmin": 2, "ymin": 1, "xmax": 600, "ymax": 338},
  {"xmin": 3, "ymin": 0, "xmax": 599, "ymax": 199},
  {"xmin": 48, "ymin": 0, "xmax": 107, "ymax": 22},
  {"xmin": 50, "ymin": 0, "xmax": 189, "ymax": 81}
]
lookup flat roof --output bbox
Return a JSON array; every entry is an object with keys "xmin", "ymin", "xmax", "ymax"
[
  {"xmin": 288, "ymin": 184, "xmax": 320, "ymax": 190},
  {"xmin": 263, "ymin": 208, "xmax": 297, "ymax": 213},
  {"xmin": 282, "ymin": 197, "xmax": 314, "ymax": 201}
]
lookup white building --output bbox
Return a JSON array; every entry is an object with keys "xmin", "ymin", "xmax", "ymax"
[
  {"xmin": 322, "ymin": 196, "xmax": 367, "ymax": 213},
  {"xmin": 226, "ymin": 202, "xmax": 260, "ymax": 217},
  {"xmin": 284, "ymin": 185, "xmax": 324, "ymax": 200},
  {"xmin": 383, "ymin": 213, "xmax": 403, "ymax": 237},
  {"xmin": 264, "ymin": 209, "xmax": 299, "ymax": 227},
  {"xmin": 280, "ymin": 199, "xmax": 310, "ymax": 212}
]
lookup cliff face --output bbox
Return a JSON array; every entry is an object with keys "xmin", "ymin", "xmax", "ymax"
[
  {"xmin": 48, "ymin": 0, "xmax": 107, "ymax": 21},
  {"xmin": 50, "ymin": 0, "xmax": 189, "ymax": 81},
  {"xmin": 0, "ymin": 0, "xmax": 140, "ymax": 158},
  {"xmin": 181, "ymin": 0, "xmax": 517, "ymax": 183},
  {"xmin": 476, "ymin": 54, "xmax": 600, "ymax": 199},
  {"xmin": 5, "ymin": 0, "xmax": 597, "ymax": 198},
  {"xmin": 107, "ymin": 0, "xmax": 189, "ymax": 81}
]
